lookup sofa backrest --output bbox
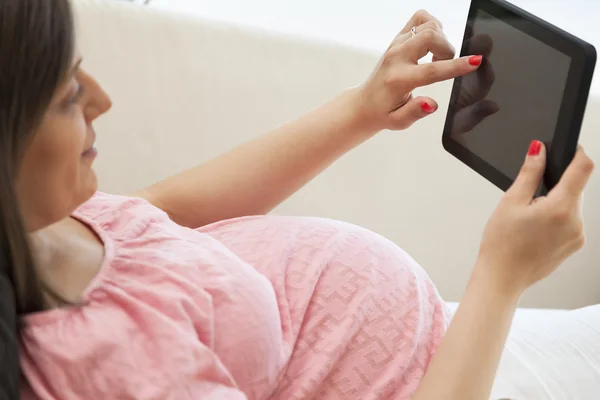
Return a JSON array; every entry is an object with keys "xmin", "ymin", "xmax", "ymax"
[{"xmin": 73, "ymin": 0, "xmax": 600, "ymax": 308}]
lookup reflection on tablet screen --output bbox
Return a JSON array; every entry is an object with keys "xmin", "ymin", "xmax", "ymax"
[{"xmin": 451, "ymin": 9, "xmax": 571, "ymax": 181}]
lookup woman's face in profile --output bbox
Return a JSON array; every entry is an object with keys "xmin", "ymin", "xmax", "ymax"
[{"xmin": 16, "ymin": 56, "xmax": 113, "ymax": 232}]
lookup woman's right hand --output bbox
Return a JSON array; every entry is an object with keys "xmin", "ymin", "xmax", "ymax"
[
  {"xmin": 476, "ymin": 141, "xmax": 595, "ymax": 294},
  {"xmin": 414, "ymin": 141, "xmax": 593, "ymax": 400}
]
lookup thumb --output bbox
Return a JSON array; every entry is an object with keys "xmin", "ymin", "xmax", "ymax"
[
  {"xmin": 389, "ymin": 96, "xmax": 439, "ymax": 129},
  {"xmin": 506, "ymin": 140, "xmax": 547, "ymax": 203}
]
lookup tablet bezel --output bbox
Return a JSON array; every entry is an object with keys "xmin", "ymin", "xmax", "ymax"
[{"xmin": 442, "ymin": 0, "xmax": 596, "ymax": 194}]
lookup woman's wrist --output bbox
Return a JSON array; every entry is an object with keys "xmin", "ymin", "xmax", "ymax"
[
  {"xmin": 469, "ymin": 259, "xmax": 526, "ymax": 304},
  {"xmin": 337, "ymin": 86, "xmax": 385, "ymax": 139}
]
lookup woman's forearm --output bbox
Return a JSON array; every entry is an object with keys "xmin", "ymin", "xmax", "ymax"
[
  {"xmin": 412, "ymin": 266, "xmax": 522, "ymax": 400},
  {"xmin": 140, "ymin": 19, "xmax": 481, "ymax": 228},
  {"xmin": 143, "ymin": 88, "xmax": 376, "ymax": 228}
]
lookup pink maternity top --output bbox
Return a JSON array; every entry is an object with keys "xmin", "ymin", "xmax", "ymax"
[{"xmin": 20, "ymin": 192, "xmax": 450, "ymax": 399}]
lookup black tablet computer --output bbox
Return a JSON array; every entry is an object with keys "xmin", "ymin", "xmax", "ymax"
[{"xmin": 442, "ymin": 0, "xmax": 596, "ymax": 195}]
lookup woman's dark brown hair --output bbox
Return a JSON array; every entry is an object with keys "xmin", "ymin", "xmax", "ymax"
[{"xmin": 0, "ymin": 0, "xmax": 75, "ymax": 397}]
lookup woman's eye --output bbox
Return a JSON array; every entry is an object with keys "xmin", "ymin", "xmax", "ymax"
[{"xmin": 68, "ymin": 84, "xmax": 84, "ymax": 105}]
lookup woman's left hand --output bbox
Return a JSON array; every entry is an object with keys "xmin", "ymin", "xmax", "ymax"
[{"xmin": 354, "ymin": 10, "xmax": 484, "ymax": 132}]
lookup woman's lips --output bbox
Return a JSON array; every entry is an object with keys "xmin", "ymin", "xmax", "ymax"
[{"xmin": 82, "ymin": 145, "xmax": 98, "ymax": 158}]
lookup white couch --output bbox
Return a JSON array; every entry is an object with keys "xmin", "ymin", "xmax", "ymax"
[
  {"xmin": 71, "ymin": 1, "xmax": 600, "ymax": 399},
  {"xmin": 73, "ymin": 0, "xmax": 599, "ymax": 310}
]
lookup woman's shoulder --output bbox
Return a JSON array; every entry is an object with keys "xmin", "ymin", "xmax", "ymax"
[
  {"xmin": 73, "ymin": 191, "xmax": 170, "ymax": 228},
  {"xmin": 74, "ymin": 191, "xmax": 153, "ymax": 216}
]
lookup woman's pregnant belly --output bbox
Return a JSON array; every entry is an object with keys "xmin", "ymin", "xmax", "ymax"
[{"xmin": 200, "ymin": 215, "xmax": 450, "ymax": 400}]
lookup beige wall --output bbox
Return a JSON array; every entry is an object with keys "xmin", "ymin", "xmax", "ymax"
[{"xmin": 74, "ymin": 0, "xmax": 599, "ymax": 308}]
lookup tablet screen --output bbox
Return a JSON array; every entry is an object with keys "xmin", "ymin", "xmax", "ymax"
[{"xmin": 450, "ymin": 9, "xmax": 572, "ymax": 181}]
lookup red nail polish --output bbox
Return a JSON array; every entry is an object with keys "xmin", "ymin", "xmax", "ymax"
[
  {"xmin": 468, "ymin": 55, "xmax": 483, "ymax": 66},
  {"xmin": 528, "ymin": 140, "xmax": 542, "ymax": 156},
  {"xmin": 421, "ymin": 102, "xmax": 435, "ymax": 113}
]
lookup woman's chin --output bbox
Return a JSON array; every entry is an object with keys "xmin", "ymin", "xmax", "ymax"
[{"xmin": 84, "ymin": 168, "xmax": 99, "ymax": 198}]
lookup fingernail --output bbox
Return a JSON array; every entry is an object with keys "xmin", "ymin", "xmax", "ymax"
[
  {"xmin": 421, "ymin": 102, "xmax": 436, "ymax": 113},
  {"xmin": 468, "ymin": 55, "xmax": 483, "ymax": 66},
  {"xmin": 528, "ymin": 140, "xmax": 542, "ymax": 156}
]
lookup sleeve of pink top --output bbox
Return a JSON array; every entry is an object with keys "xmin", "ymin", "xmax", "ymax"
[{"xmin": 21, "ymin": 299, "xmax": 250, "ymax": 400}]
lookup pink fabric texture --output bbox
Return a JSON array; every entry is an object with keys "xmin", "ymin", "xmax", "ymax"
[{"xmin": 20, "ymin": 192, "xmax": 450, "ymax": 399}]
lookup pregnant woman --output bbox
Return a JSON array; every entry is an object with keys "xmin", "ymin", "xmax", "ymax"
[{"xmin": 0, "ymin": 1, "xmax": 595, "ymax": 399}]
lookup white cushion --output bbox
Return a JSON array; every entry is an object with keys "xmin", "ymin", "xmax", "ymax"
[{"xmin": 447, "ymin": 302, "xmax": 600, "ymax": 399}]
